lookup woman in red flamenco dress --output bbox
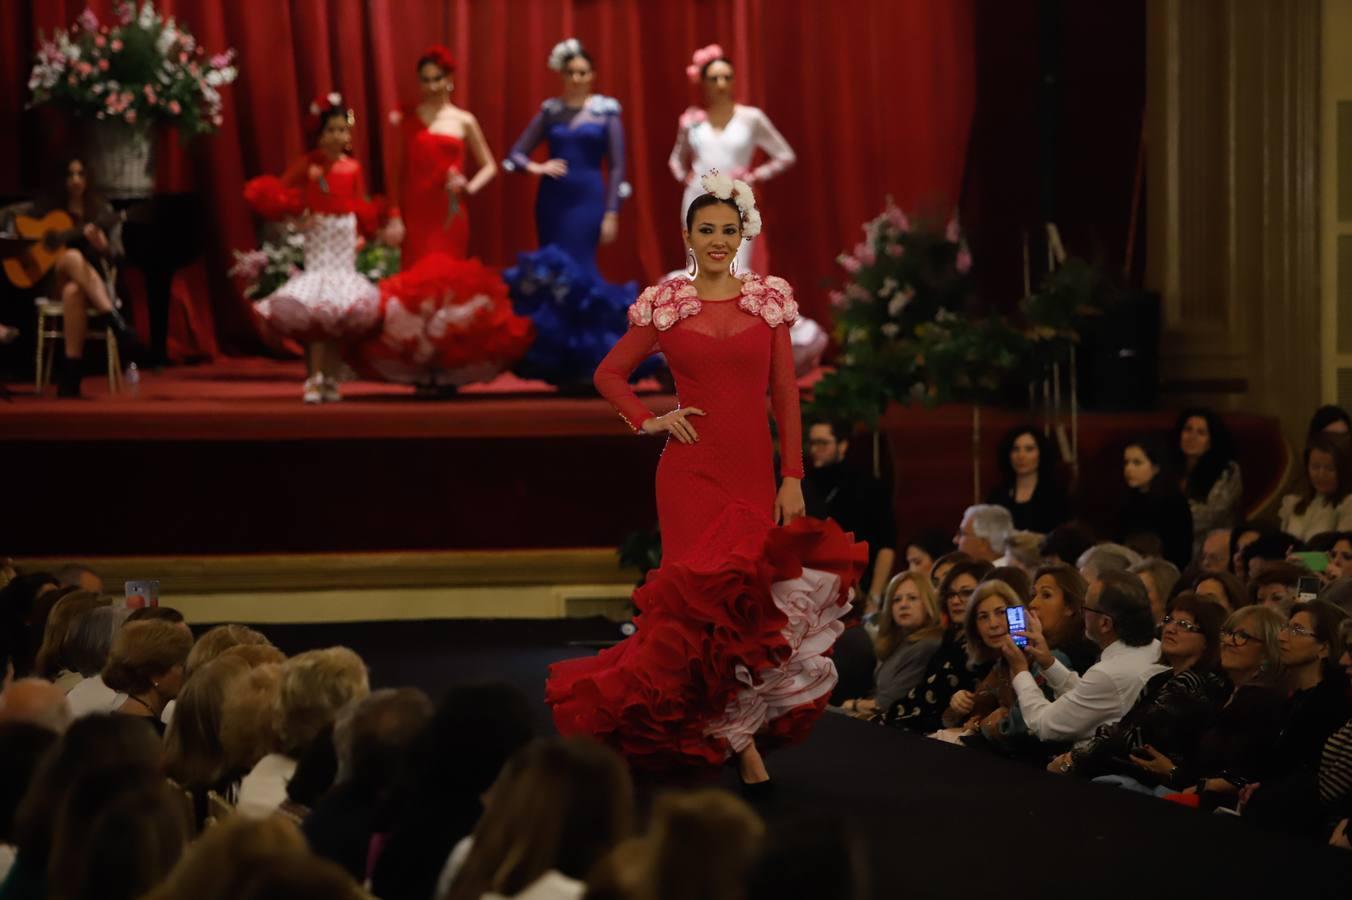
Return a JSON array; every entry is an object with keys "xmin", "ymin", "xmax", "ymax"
[
  {"xmin": 352, "ymin": 45, "xmax": 532, "ymax": 389},
  {"xmin": 546, "ymin": 174, "xmax": 868, "ymax": 786}
]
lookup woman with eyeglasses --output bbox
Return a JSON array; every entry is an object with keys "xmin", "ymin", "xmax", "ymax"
[
  {"xmin": 883, "ymin": 560, "xmax": 992, "ymax": 732},
  {"xmin": 1236, "ymin": 602, "xmax": 1351, "ymax": 835},
  {"xmin": 1049, "ymin": 592, "xmax": 1229, "ymax": 783},
  {"xmin": 1096, "ymin": 605, "xmax": 1285, "ymax": 803}
]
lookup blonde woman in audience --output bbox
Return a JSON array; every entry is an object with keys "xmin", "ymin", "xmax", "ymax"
[
  {"xmin": 184, "ymin": 624, "xmax": 273, "ymax": 678},
  {"xmin": 163, "ymin": 654, "xmax": 253, "ymax": 827},
  {"xmin": 32, "ymin": 591, "xmax": 105, "ymax": 689},
  {"xmin": 444, "ymin": 737, "xmax": 633, "ymax": 900},
  {"xmin": 839, "ymin": 570, "xmax": 944, "ymax": 718},
  {"xmin": 220, "ymin": 663, "xmax": 284, "ymax": 799},
  {"xmin": 103, "ymin": 620, "xmax": 192, "ymax": 737},
  {"xmin": 236, "ymin": 647, "xmax": 369, "ymax": 819},
  {"xmin": 1129, "ymin": 557, "xmax": 1181, "ymax": 624}
]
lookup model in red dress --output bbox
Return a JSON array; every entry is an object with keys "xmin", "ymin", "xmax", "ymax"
[
  {"xmin": 351, "ymin": 46, "xmax": 533, "ymax": 390},
  {"xmin": 546, "ymin": 175, "xmax": 867, "ymax": 784}
]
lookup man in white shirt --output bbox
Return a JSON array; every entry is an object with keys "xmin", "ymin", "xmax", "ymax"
[{"xmin": 1004, "ymin": 570, "xmax": 1168, "ymax": 745}]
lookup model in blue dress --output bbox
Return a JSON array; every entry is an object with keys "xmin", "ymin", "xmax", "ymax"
[{"xmin": 504, "ymin": 38, "xmax": 648, "ymax": 388}]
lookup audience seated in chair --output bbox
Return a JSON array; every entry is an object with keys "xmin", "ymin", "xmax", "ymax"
[
  {"xmin": 1280, "ymin": 435, "xmax": 1352, "ymax": 542},
  {"xmin": 954, "ymin": 505, "xmax": 1013, "ymax": 564},
  {"xmin": 103, "ymin": 620, "xmax": 192, "ymax": 738},
  {"xmin": 236, "ymin": 647, "xmax": 368, "ymax": 820},
  {"xmin": 838, "ymin": 570, "xmax": 944, "ymax": 719}
]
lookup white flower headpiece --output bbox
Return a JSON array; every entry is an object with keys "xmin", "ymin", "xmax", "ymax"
[
  {"xmin": 699, "ymin": 170, "xmax": 762, "ymax": 238},
  {"xmin": 548, "ymin": 38, "xmax": 585, "ymax": 72}
]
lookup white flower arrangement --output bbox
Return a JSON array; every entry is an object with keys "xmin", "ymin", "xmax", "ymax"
[
  {"xmin": 698, "ymin": 170, "xmax": 762, "ymax": 238},
  {"xmin": 547, "ymin": 38, "xmax": 584, "ymax": 72}
]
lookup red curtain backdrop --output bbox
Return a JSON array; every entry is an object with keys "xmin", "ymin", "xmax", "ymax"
[{"xmin": 1, "ymin": 0, "xmax": 975, "ymax": 357}]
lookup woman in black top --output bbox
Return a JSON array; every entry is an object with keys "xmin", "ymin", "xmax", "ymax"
[
  {"xmin": 1118, "ymin": 435, "xmax": 1194, "ymax": 570},
  {"xmin": 985, "ymin": 426, "xmax": 1069, "ymax": 534}
]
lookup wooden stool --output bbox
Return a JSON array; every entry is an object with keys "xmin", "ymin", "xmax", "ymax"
[{"xmin": 34, "ymin": 297, "xmax": 122, "ymax": 394}]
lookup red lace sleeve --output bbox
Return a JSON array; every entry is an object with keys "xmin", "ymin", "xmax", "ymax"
[
  {"xmin": 593, "ymin": 324, "xmax": 660, "ymax": 433},
  {"xmin": 770, "ymin": 324, "xmax": 804, "ymax": 478}
]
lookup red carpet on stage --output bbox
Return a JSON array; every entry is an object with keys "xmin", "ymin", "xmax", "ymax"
[{"xmin": 4, "ymin": 358, "xmax": 1290, "ymax": 557}]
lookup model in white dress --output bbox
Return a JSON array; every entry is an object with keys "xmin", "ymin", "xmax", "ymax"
[{"xmin": 668, "ymin": 52, "xmax": 795, "ymax": 274}]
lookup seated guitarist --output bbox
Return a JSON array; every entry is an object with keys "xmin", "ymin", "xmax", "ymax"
[{"xmin": 1, "ymin": 157, "xmax": 131, "ymax": 397}]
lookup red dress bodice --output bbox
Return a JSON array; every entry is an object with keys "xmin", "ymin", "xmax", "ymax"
[
  {"xmin": 594, "ymin": 298, "xmax": 804, "ymax": 565},
  {"xmin": 400, "ymin": 115, "xmax": 469, "ymax": 266}
]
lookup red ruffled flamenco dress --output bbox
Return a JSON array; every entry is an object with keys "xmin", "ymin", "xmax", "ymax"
[
  {"xmin": 243, "ymin": 151, "xmax": 385, "ymax": 343},
  {"xmin": 546, "ymin": 274, "xmax": 868, "ymax": 768},
  {"xmin": 347, "ymin": 109, "xmax": 532, "ymax": 388}
]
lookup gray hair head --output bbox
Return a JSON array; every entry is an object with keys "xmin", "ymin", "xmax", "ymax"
[
  {"xmin": 65, "ymin": 606, "xmax": 132, "ymax": 677},
  {"xmin": 961, "ymin": 505, "xmax": 1014, "ymax": 554}
]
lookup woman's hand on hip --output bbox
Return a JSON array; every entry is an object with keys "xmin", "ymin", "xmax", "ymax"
[
  {"xmin": 642, "ymin": 407, "xmax": 705, "ymax": 444},
  {"xmin": 775, "ymin": 477, "xmax": 804, "ymax": 524}
]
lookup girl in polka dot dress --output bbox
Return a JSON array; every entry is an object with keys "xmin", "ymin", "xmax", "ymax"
[{"xmin": 244, "ymin": 96, "xmax": 390, "ymax": 403}]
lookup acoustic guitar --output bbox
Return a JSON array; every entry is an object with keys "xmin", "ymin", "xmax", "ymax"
[{"xmin": 2, "ymin": 209, "xmax": 82, "ymax": 289}]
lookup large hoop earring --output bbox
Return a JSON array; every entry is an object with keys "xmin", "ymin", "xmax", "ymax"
[{"xmin": 686, "ymin": 248, "xmax": 698, "ymax": 280}]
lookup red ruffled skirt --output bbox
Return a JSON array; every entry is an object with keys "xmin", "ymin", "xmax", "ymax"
[
  {"xmin": 347, "ymin": 253, "xmax": 534, "ymax": 387},
  {"xmin": 546, "ymin": 503, "xmax": 867, "ymax": 769}
]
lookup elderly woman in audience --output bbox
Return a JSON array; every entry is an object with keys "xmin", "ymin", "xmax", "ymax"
[
  {"xmin": 443, "ymin": 737, "xmax": 633, "ymax": 900},
  {"xmin": 1051, "ymin": 591, "xmax": 1229, "ymax": 785},
  {"xmin": 46, "ymin": 768, "xmax": 189, "ymax": 900},
  {"xmin": 5, "ymin": 714, "xmax": 163, "ymax": 900},
  {"xmin": 885, "ymin": 560, "xmax": 993, "ymax": 731},
  {"xmin": 236, "ymin": 647, "xmax": 369, "ymax": 819},
  {"xmin": 1280, "ymin": 434, "xmax": 1352, "ymax": 541},
  {"xmin": 839, "ymin": 570, "xmax": 944, "ymax": 718},
  {"xmin": 984, "ymin": 425, "xmax": 1070, "ymax": 534},
  {"xmin": 65, "ymin": 607, "xmax": 133, "ymax": 717},
  {"xmin": 372, "ymin": 682, "xmax": 534, "ymax": 900},
  {"xmin": 304, "ymin": 687, "xmax": 434, "ymax": 881},
  {"xmin": 1129, "ymin": 558, "xmax": 1181, "ymax": 624},
  {"xmin": 32, "ymin": 592, "xmax": 105, "ymax": 689},
  {"xmin": 1117, "ymin": 436, "xmax": 1194, "ymax": 569},
  {"xmin": 103, "ymin": 620, "xmax": 192, "ymax": 737},
  {"xmin": 1172, "ymin": 408, "xmax": 1244, "ymax": 557},
  {"xmin": 163, "ymin": 654, "xmax": 253, "ymax": 827},
  {"xmin": 184, "ymin": 624, "xmax": 272, "ymax": 679}
]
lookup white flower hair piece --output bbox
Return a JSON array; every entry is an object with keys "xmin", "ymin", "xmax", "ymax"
[
  {"xmin": 548, "ymin": 38, "xmax": 584, "ymax": 72},
  {"xmin": 698, "ymin": 170, "xmax": 761, "ymax": 238}
]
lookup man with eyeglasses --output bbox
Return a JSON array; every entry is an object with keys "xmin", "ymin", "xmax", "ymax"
[
  {"xmin": 803, "ymin": 418, "xmax": 896, "ymax": 612},
  {"xmin": 1002, "ymin": 570, "xmax": 1169, "ymax": 745}
]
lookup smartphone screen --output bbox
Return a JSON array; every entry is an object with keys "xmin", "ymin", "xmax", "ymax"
[
  {"xmin": 1005, "ymin": 606, "xmax": 1028, "ymax": 648},
  {"xmin": 124, "ymin": 579, "xmax": 160, "ymax": 610},
  {"xmin": 1296, "ymin": 575, "xmax": 1321, "ymax": 604}
]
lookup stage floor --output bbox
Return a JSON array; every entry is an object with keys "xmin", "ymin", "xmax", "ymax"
[
  {"xmin": 257, "ymin": 617, "xmax": 1352, "ymax": 899},
  {"xmin": 2, "ymin": 356, "xmax": 678, "ymax": 440}
]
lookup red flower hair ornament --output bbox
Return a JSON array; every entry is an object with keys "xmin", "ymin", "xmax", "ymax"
[{"xmin": 420, "ymin": 45, "xmax": 457, "ymax": 75}]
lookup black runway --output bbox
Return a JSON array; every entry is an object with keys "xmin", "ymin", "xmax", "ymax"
[{"xmin": 248, "ymin": 618, "xmax": 1352, "ymax": 899}]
